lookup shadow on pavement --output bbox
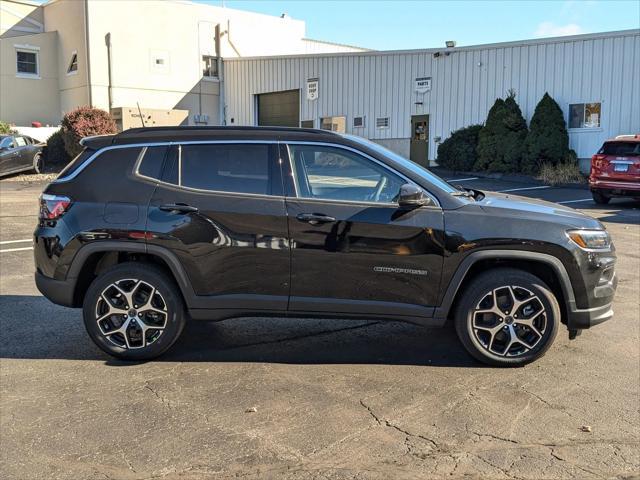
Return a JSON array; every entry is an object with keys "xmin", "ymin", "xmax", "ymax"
[
  {"xmin": 586, "ymin": 199, "xmax": 640, "ymax": 225},
  {"xmin": 0, "ymin": 295, "xmax": 481, "ymax": 368}
]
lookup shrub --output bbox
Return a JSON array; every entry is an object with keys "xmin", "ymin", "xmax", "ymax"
[
  {"xmin": 537, "ymin": 158, "xmax": 585, "ymax": 185},
  {"xmin": 44, "ymin": 129, "xmax": 70, "ymax": 165},
  {"xmin": 523, "ymin": 92, "xmax": 572, "ymax": 173},
  {"xmin": 475, "ymin": 91, "xmax": 528, "ymax": 173},
  {"xmin": 61, "ymin": 106, "xmax": 117, "ymax": 157},
  {"xmin": 436, "ymin": 124, "xmax": 483, "ymax": 171},
  {"xmin": 0, "ymin": 121, "xmax": 16, "ymax": 134}
]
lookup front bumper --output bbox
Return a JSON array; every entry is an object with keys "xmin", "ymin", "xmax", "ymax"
[
  {"xmin": 35, "ymin": 271, "xmax": 76, "ymax": 307},
  {"xmin": 567, "ymin": 301, "xmax": 614, "ymax": 329}
]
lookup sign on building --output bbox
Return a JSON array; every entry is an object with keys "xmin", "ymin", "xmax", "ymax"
[
  {"xmin": 415, "ymin": 76, "xmax": 432, "ymax": 94},
  {"xmin": 307, "ymin": 78, "xmax": 319, "ymax": 101}
]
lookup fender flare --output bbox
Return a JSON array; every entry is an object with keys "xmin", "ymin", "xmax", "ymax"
[
  {"xmin": 67, "ymin": 241, "xmax": 197, "ymax": 306},
  {"xmin": 433, "ymin": 250, "xmax": 577, "ymax": 320}
]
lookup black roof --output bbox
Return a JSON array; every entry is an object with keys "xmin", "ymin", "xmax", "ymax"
[{"xmin": 83, "ymin": 126, "xmax": 343, "ymax": 149}]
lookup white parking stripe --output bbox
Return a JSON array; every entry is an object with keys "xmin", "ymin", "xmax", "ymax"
[
  {"xmin": 558, "ymin": 198, "xmax": 594, "ymax": 204},
  {"xmin": 498, "ymin": 186, "xmax": 552, "ymax": 193},
  {"xmin": 445, "ymin": 177, "xmax": 479, "ymax": 182},
  {"xmin": 0, "ymin": 246, "xmax": 33, "ymax": 253},
  {"xmin": 0, "ymin": 239, "xmax": 32, "ymax": 245}
]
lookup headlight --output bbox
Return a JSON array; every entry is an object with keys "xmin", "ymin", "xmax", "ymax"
[{"xmin": 566, "ymin": 229, "xmax": 611, "ymax": 251}]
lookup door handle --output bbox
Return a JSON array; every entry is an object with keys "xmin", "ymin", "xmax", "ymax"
[
  {"xmin": 296, "ymin": 213, "xmax": 336, "ymax": 225},
  {"xmin": 159, "ymin": 203, "xmax": 199, "ymax": 214}
]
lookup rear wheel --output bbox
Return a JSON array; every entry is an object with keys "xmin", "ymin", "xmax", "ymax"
[
  {"xmin": 83, "ymin": 263, "xmax": 186, "ymax": 360},
  {"xmin": 592, "ymin": 190, "xmax": 610, "ymax": 204},
  {"xmin": 454, "ymin": 268, "xmax": 560, "ymax": 367},
  {"xmin": 33, "ymin": 152, "xmax": 44, "ymax": 174}
]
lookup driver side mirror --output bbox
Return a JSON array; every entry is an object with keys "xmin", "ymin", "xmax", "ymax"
[{"xmin": 398, "ymin": 183, "xmax": 432, "ymax": 208}]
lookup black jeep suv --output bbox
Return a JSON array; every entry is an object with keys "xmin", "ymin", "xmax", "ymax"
[{"xmin": 34, "ymin": 127, "xmax": 617, "ymax": 366}]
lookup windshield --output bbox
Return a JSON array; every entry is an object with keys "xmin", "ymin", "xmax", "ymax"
[{"xmin": 343, "ymin": 134, "xmax": 459, "ymax": 194}]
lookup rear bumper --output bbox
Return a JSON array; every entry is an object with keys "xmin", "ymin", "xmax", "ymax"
[
  {"xmin": 589, "ymin": 179, "xmax": 640, "ymax": 192},
  {"xmin": 35, "ymin": 271, "xmax": 76, "ymax": 307}
]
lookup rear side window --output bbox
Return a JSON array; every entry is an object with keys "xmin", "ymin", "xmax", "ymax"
[
  {"xmin": 598, "ymin": 142, "xmax": 640, "ymax": 156},
  {"xmin": 56, "ymin": 148, "xmax": 95, "ymax": 180},
  {"xmin": 138, "ymin": 146, "xmax": 168, "ymax": 179},
  {"xmin": 180, "ymin": 144, "xmax": 274, "ymax": 195}
]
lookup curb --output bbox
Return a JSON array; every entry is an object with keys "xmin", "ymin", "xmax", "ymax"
[{"xmin": 431, "ymin": 168, "xmax": 589, "ymax": 191}]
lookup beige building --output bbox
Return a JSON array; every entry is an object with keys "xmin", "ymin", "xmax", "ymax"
[{"xmin": 1, "ymin": 0, "xmax": 366, "ymax": 127}]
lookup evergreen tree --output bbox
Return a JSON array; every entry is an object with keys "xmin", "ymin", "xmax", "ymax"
[
  {"xmin": 475, "ymin": 98, "xmax": 508, "ymax": 172},
  {"xmin": 475, "ymin": 91, "xmax": 528, "ymax": 173},
  {"xmin": 523, "ymin": 92, "xmax": 573, "ymax": 173},
  {"xmin": 437, "ymin": 124, "xmax": 483, "ymax": 172}
]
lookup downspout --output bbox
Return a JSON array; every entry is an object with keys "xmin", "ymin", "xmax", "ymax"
[
  {"xmin": 105, "ymin": 33, "xmax": 113, "ymax": 110},
  {"xmin": 83, "ymin": 0, "xmax": 92, "ymax": 106}
]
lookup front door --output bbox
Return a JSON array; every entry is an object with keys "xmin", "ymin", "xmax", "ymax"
[
  {"xmin": 145, "ymin": 142, "xmax": 290, "ymax": 312},
  {"xmin": 283, "ymin": 143, "xmax": 444, "ymax": 321},
  {"xmin": 410, "ymin": 115, "xmax": 429, "ymax": 167}
]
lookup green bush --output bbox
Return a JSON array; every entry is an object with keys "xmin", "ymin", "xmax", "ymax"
[
  {"xmin": 436, "ymin": 124, "xmax": 483, "ymax": 171},
  {"xmin": 61, "ymin": 106, "xmax": 117, "ymax": 158},
  {"xmin": 523, "ymin": 92, "xmax": 572, "ymax": 173},
  {"xmin": 475, "ymin": 91, "xmax": 528, "ymax": 173},
  {"xmin": 44, "ymin": 130, "xmax": 70, "ymax": 165},
  {"xmin": 0, "ymin": 121, "xmax": 16, "ymax": 134}
]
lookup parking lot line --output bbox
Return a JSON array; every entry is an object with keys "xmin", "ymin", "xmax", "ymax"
[
  {"xmin": 445, "ymin": 177, "xmax": 479, "ymax": 182},
  {"xmin": 0, "ymin": 239, "xmax": 32, "ymax": 245},
  {"xmin": 558, "ymin": 198, "xmax": 595, "ymax": 204},
  {"xmin": 498, "ymin": 186, "xmax": 552, "ymax": 193},
  {"xmin": 0, "ymin": 246, "xmax": 33, "ymax": 253}
]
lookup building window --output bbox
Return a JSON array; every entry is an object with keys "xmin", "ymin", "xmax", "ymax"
[
  {"xmin": 301, "ymin": 120, "xmax": 314, "ymax": 128},
  {"xmin": 376, "ymin": 117, "xmax": 390, "ymax": 129},
  {"xmin": 16, "ymin": 49, "xmax": 38, "ymax": 76},
  {"xmin": 67, "ymin": 51, "xmax": 78, "ymax": 74},
  {"xmin": 569, "ymin": 103, "xmax": 601, "ymax": 129},
  {"xmin": 353, "ymin": 116, "xmax": 365, "ymax": 128},
  {"xmin": 320, "ymin": 116, "xmax": 346, "ymax": 133},
  {"xmin": 202, "ymin": 55, "xmax": 219, "ymax": 78}
]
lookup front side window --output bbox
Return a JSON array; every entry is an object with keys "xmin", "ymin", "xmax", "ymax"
[
  {"xmin": 179, "ymin": 144, "xmax": 273, "ymax": 195},
  {"xmin": 15, "ymin": 137, "xmax": 27, "ymax": 147},
  {"xmin": 569, "ymin": 102, "xmax": 601, "ymax": 129},
  {"xmin": 16, "ymin": 50, "xmax": 38, "ymax": 75},
  {"xmin": 288, "ymin": 144, "xmax": 405, "ymax": 203}
]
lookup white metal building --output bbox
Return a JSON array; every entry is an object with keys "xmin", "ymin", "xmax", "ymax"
[{"xmin": 224, "ymin": 29, "xmax": 640, "ymax": 167}]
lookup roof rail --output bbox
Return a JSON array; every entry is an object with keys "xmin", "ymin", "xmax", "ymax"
[
  {"xmin": 115, "ymin": 125, "xmax": 339, "ymax": 138},
  {"xmin": 614, "ymin": 134, "xmax": 640, "ymax": 140}
]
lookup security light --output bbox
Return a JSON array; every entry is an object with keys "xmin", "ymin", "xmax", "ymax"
[{"xmin": 445, "ymin": 40, "xmax": 456, "ymax": 48}]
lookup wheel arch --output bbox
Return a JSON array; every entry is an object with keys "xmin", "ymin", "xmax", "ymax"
[
  {"xmin": 435, "ymin": 250, "xmax": 575, "ymax": 325},
  {"xmin": 68, "ymin": 242, "xmax": 195, "ymax": 308}
]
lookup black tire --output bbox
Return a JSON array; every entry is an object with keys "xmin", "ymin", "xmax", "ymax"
[
  {"xmin": 33, "ymin": 152, "xmax": 44, "ymax": 174},
  {"xmin": 454, "ymin": 268, "xmax": 560, "ymax": 367},
  {"xmin": 591, "ymin": 190, "xmax": 610, "ymax": 205},
  {"xmin": 83, "ymin": 263, "xmax": 186, "ymax": 360}
]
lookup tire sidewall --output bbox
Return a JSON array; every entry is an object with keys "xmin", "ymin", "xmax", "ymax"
[
  {"xmin": 33, "ymin": 152, "xmax": 44, "ymax": 174},
  {"xmin": 83, "ymin": 264, "xmax": 185, "ymax": 360},
  {"xmin": 455, "ymin": 270, "xmax": 560, "ymax": 367}
]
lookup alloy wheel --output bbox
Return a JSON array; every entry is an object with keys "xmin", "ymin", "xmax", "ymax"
[
  {"xmin": 471, "ymin": 285, "xmax": 547, "ymax": 357},
  {"xmin": 95, "ymin": 279, "xmax": 168, "ymax": 349}
]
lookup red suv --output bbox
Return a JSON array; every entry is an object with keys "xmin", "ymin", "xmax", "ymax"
[{"xmin": 589, "ymin": 134, "xmax": 640, "ymax": 204}]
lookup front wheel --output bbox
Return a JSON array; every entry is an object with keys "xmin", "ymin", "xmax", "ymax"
[
  {"xmin": 591, "ymin": 190, "xmax": 610, "ymax": 204},
  {"xmin": 83, "ymin": 263, "xmax": 186, "ymax": 360},
  {"xmin": 454, "ymin": 268, "xmax": 560, "ymax": 367}
]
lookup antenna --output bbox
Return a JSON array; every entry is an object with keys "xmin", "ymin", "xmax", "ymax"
[{"xmin": 136, "ymin": 102, "xmax": 146, "ymax": 127}]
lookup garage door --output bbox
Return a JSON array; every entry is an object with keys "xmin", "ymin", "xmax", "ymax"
[{"xmin": 257, "ymin": 90, "xmax": 300, "ymax": 127}]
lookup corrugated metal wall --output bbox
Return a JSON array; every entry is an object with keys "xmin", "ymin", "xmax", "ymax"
[{"xmin": 224, "ymin": 30, "xmax": 640, "ymax": 160}]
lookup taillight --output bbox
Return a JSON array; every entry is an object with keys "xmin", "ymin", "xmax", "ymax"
[
  {"xmin": 39, "ymin": 194, "xmax": 72, "ymax": 219},
  {"xmin": 592, "ymin": 154, "xmax": 608, "ymax": 169}
]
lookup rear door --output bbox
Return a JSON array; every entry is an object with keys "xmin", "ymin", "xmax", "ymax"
[
  {"xmin": 282, "ymin": 142, "xmax": 445, "ymax": 321},
  {"xmin": 11, "ymin": 136, "xmax": 30, "ymax": 171},
  {"xmin": 145, "ymin": 142, "xmax": 290, "ymax": 313}
]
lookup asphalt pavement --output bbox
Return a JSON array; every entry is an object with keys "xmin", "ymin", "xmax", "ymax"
[{"xmin": 1, "ymin": 177, "xmax": 639, "ymax": 480}]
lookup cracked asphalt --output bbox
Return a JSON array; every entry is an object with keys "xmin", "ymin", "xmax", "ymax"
[{"xmin": 1, "ymin": 178, "xmax": 639, "ymax": 480}]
